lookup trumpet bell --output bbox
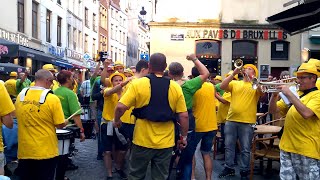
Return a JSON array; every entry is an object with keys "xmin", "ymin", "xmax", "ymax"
[{"xmin": 234, "ymin": 59, "xmax": 243, "ymax": 69}]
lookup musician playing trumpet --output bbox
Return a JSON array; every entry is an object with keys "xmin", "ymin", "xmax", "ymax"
[
  {"xmin": 218, "ymin": 62, "xmax": 264, "ymax": 179},
  {"xmin": 269, "ymin": 63, "xmax": 320, "ymax": 180}
]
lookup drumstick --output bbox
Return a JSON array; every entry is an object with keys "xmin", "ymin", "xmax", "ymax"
[{"xmin": 65, "ymin": 109, "xmax": 82, "ymax": 122}]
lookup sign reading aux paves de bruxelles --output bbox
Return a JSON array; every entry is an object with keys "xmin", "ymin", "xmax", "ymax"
[{"xmin": 171, "ymin": 29, "xmax": 288, "ymax": 41}]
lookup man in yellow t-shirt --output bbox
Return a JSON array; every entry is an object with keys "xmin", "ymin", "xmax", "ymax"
[
  {"xmin": 120, "ymin": 60, "xmax": 149, "ymax": 142},
  {"xmin": 114, "ymin": 53, "xmax": 189, "ymax": 180},
  {"xmin": 269, "ymin": 63, "xmax": 320, "ymax": 179},
  {"xmin": 0, "ymin": 82, "xmax": 15, "ymax": 175},
  {"xmin": 15, "ymin": 69, "xmax": 66, "ymax": 180},
  {"xmin": 219, "ymin": 64, "xmax": 263, "ymax": 179},
  {"xmin": 101, "ymin": 70, "xmax": 131, "ymax": 179},
  {"xmin": 307, "ymin": 58, "xmax": 320, "ymax": 89},
  {"xmin": 30, "ymin": 64, "xmax": 60, "ymax": 90},
  {"xmin": 5, "ymin": 71, "xmax": 18, "ymax": 98},
  {"xmin": 192, "ymin": 73, "xmax": 218, "ymax": 180}
]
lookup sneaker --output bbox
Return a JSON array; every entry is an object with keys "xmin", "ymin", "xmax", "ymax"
[
  {"xmin": 218, "ymin": 167, "xmax": 235, "ymax": 178},
  {"xmin": 97, "ymin": 154, "xmax": 103, "ymax": 160},
  {"xmin": 240, "ymin": 170, "xmax": 249, "ymax": 180},
  {"xmin": 116, "ymin": 169, "xmax": 128, "ymax": 179}
]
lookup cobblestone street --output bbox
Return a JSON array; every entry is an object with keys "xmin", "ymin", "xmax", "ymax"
[{"xmin": 64, "ymin": 139, "xmax": 280, "ymax": 180}]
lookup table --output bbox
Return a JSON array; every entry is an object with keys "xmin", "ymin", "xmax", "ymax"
[{"xmin": 254, "ymin": 125, "xmax": 282, "ymax": 134}]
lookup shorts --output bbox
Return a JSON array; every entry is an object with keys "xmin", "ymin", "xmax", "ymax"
[
  {"xmin": 0, "ymin": 152, "xmax": 6, "ymax": 168},
  {"xmin": 101, "ymin": 123, "xmax": 128, "ymax": 152},
  {"xmin": 119, "ymin": 123, "xmax": 135, "ymax": 141},
  {"xmin": 194, "ymin": 130, "xmax": 217, "ymax": 153}
]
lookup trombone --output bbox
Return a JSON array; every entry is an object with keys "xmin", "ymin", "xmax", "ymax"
[{"xmin": 251, "ymin": 77, "xmax": 299, "ymax": 93}]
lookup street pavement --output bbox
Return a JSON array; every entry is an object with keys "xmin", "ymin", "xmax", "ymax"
[{"xmin": 7, "ymin": 138, "xmax": 281, "ymax": 180}]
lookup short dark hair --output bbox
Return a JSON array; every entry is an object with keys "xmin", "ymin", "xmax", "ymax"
[
  {"xmin": 136, "ymin": 60, "xmax": 149, "ymax": 73},
  {"xmin": 191, "ymin": 67, "xmax": 200, "ymax": 77},
  {"xmin": 169, "ymin": 62, "xmax": 184, "ymax": 76},
  {"xmin": 149, "ymin": 53, "xmax": 167, "ymax": 72},
  {"xmin": 57, "ymin": 70, "xmax": 72, "ymax": 84}
]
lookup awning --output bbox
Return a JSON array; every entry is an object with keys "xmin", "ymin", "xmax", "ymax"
[
  {"xmin": 0, "ymin": 63, "xmax": 26, "ymax": 74},
  {"xmin": 266, "ymin": 0, "xmax": 320, "ymax": 35},
  {"xmin": 67, "ymin": 58, "xmax": 86, "ymax": 68},
  {"xmin": 53, "ymin": 59, "xmax": 73, "ymax": 68},
  {"xmin": 0, "ymin": 42, "xmax": 55, "ymax": 63}
]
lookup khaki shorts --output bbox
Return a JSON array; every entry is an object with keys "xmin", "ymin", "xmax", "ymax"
[{"xmin": 0, "ymin": 152, "xmax": 6, "ymax": 168}]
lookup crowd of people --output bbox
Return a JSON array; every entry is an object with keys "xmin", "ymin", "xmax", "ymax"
[{"xmin": 0, "ymin": 53, "xmax": 319, "ymax": 180}]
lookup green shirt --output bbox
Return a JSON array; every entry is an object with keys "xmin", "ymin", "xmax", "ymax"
[
  {"xmin": 54, "ymin": 86, "xmax": 82, "ymax": 120},
  {"xmin": 215, "ymin": 83, "xmax": 224, "ymax": 96},
  {"xmin": 89, "ymin": 76, "xmax": 101, "ymax": 102},
  {"xmin": 181, "ymin": 76, "xmax": 202, "ymax": 109},
  {"xmin": 16, "ymin": 78, "xmax": 31, "ymax": 94}
]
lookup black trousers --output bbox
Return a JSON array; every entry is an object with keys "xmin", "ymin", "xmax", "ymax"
[
  {"xmin": 55, "ymin": 155, "xmax": 69, "ymax": 180},
  {"xmin": 19, "ymin": 157, "xmax": 58, "ymax": 180}
]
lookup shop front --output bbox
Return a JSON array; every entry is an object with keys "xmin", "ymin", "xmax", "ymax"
[
  {"xmin": 47, "ymin": 44, "xmax": 73, "ymax": 69},
  {"xmin": 149, "ymin": 22, "xmax": 301, "ymax": 78}
]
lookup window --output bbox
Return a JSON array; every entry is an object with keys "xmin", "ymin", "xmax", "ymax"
[
  {"xmin": 123, "ymin": 32, "xmax": 126, "ymax": 45},
  {"xmin": 67, "ymin": 24, "xmax": 71, "ymax": 47},
  {"xmin": 111, "ymin": 46, "xmax": 113, "ymax": 59},
  {"xmin": 111, "ymin": 24, "xmax": 114, "ymax": 39},
  {"xmin": 115, "ymin": 47, "xmax": 117, "ymax": 60},
  {"xmin": 93, "ymin": 13, "xmax": 96, "ymax": 31},
  {"xmin": 111, "ymin": 8, "xmax": 114, "ymax": 18},
  {"xmin": 18, "ymin": 0, "xmax": 24, "ymax": 33},
  {"xmin": 46, "ymin": 10, "xmax": 51, "ymax": 42},
  {"xmin": 57, "ymin": 0, "xmax": 61, "ymax": 5},
  {"xmin": 93, "ymin": 38, "xmax": 96, "ymax": 57},
  {"xmin": 85, "ymin": 34, "xmax": 88, "ymax": 52},
  {"xmin": 119, "ymin": 30, "xmax": 122, "ymax": 44},
  {"xmin": 271, "ymin": 41, "xmax": 289, "ymax": 60},
  {"xmin": 85, "ymin": 7, "xmax": 89, "ymax": 27},
  {"xmin": 73, "ymin": 28, "xmax": 77, "ymax": 49},
  {"xmin": 195, "ymin": 40, "xmax": 221, "ymax": 58},
  {"xmin": 232, "ymin": 40, "xmax": 257, "ymax": 59},
  {"xmin": 57, "ymin": 17, "xmax": 62, "ymax": 46},
  {"xmin": 32, "ymin": 2, "xmax": 38, "ymax": 38},
  {"xmin": 78, "ymin": 31, "xmax": 82, "ymax": 50},
  {"xmin": 123, "ymin": 50, "xmax": 125, "ymax": 61}
]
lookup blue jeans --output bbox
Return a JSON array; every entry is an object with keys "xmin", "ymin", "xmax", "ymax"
[
  {"xmin": 176, "ymin": 130, "xmax": 196, "ymax": 180},
  {"xmin": 97, "ymin": 109, "xmax": 103, "ymax": 156},
  {"xmin": 224, "ymin": 121, "xmax": 254, "ymax": 172}
]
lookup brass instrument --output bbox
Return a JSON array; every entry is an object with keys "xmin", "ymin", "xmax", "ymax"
[
  {"xmin": 251, "ymin": 77, "xmax": 299, "ymax": 93},
  {"xmin": 233, "ymin": 59, "xmax": 252, "ymax": 80}
]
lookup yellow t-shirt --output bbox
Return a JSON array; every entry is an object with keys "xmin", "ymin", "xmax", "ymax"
[
  {"xmin": 121, "ymin": 77, "xmax": 137, "ymax": 124},
  {"xmin": 4, "ymin": 79, "xmax": 17, "ymax": 97},
  {"xmin": 15, "ymin": 87, "xmax": 65, "ymax": 159},
  {"xmin": 278, "ymin": 90, "xmax": 320, "ymax": 160},
  {"xmin": 217, "ymin": 91, "xmax": 231, "ymax": 124},
  {"xmin": 316, "ymin": 79, "xmax": 320, "ymax": 90},
  {"xmin": 193, "ymin": 82, "xmax": 218, "ymax": 132},
  {"xmin": 73, "ymin": 80, "xmax": 78, "ymax": 93},
  {"xmin": 0, "ymin": 83, "xmax": 15, "ymax": 152},
  {"xmin": 226, "ymin": 81, "xmax": 262, "ymax": 124},
  {"xmin": 119, "ymin": 77, "xmax": 187, "ymax": 149},
  {"xmin": 102, "ymin": 87, "xmax": 122, "ymax": 122}
]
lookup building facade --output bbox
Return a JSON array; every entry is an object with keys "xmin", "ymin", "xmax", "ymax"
[
  {"xmin": 99, "ymin": 0, "xmax": 109, "ymax": 52},
  {"xmin": 149, "ymin": 0, "xmax": 306, "ymax": 78},
  {"xmin": 108, "ymin": 0, "xmax": 128, "ymax": 65}
]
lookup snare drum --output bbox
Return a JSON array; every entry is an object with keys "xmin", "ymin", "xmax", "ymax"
[{"xmin": 56, "ymin": 129, "xmax": 73, "ymax": 155}]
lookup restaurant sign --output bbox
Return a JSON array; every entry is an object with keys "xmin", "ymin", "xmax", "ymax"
[
  {"xmin": 183, "ymin": 29, "xmax": 287, "ymax": 40},
  {"xmin": 0, "ymin": 28, "xmax": 29, "ymax": 46},
  {"xmin": 66, "ymin": 48, "xmax": 82, "ymax": 61}
]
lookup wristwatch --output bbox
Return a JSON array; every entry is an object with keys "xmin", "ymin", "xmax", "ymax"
[
  {"xmin": 192, "ymin": 58, "xmax": 198, "ymax": 62},
  {"xmin": 180, "ymin": 134, "xmax": 187, "ymax": 141}
]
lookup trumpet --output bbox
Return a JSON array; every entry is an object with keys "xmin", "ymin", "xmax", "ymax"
[
  {"xmin": 233, "ymin": 59, "xmax": 252, "ymax": 80},
  {"xmin": 252, "ymin": 77, "xmax": 299, "ymax": 93}
]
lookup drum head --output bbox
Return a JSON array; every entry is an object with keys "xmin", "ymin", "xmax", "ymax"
[{"xmin": 56, "ymin": 129, "xmax": 71, "ymax": 134}]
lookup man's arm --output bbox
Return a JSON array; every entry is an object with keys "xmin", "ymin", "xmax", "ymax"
[
  {"xmin": 268, "ymin": 93, "xmax": 280, "ymax": 115},
  {"xmin": 215, "ymin": 93, "xmax": 228, "ymax": 104},
  {"xmin": 101, "ymin": 60, "xmax": 112, "ymax": 87},
  {"xmin": 186, "ymin": 54, "xmax": 209, "ymax": 83},
  {"xmin": 104, "ymin": 78, "xmax": 131, "ymax": 97},
  {"xmin": 280, "ymin": 86, "xmax": 314, "ymax": 119},
  {"xmin": 73, "ymin": 115, "xmax": 85, "ymax": 142},
  {"xmin": 114, "ymin": 102, "xmax": 129, "ymax": 127},
  {"xmin": 91, "ymin": 61, "xmax": 101, "ymax": 80},
  {"xmin": 220, "ymin": 68, "xmax": 240, "ymax": 91},
  {"xmin": 1, "ymin": 113, "xmax": 13, "ymax": 129},
  {"xmin": 178, "ymin": 111, "xmax": 189, "ymax": 137}
]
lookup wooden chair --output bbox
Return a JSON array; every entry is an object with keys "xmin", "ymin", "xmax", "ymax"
[
  {"xmin": 213, "ymin": 131, "xmax": 222, "ymax": 160},
  {"xmin": 249, "ymin": 136, "xmax": 280, "ymax": 180},
  {"xmin": 257, "ymin": 112, "xmax": 269, "ymax": 124}
]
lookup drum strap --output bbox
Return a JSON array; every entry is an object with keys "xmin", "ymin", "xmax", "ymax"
[{"xmin": 19, "ymin": 87, "xmax": 53, "ymax": 104}]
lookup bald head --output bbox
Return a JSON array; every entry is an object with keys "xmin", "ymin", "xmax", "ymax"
[
  {"xmin": 149, "ymin": 53, "xmax": 167, "ymax": 73},
  {"xmin": 35, "ymin": 69, "xmax": 53, "ymax": 81}
]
